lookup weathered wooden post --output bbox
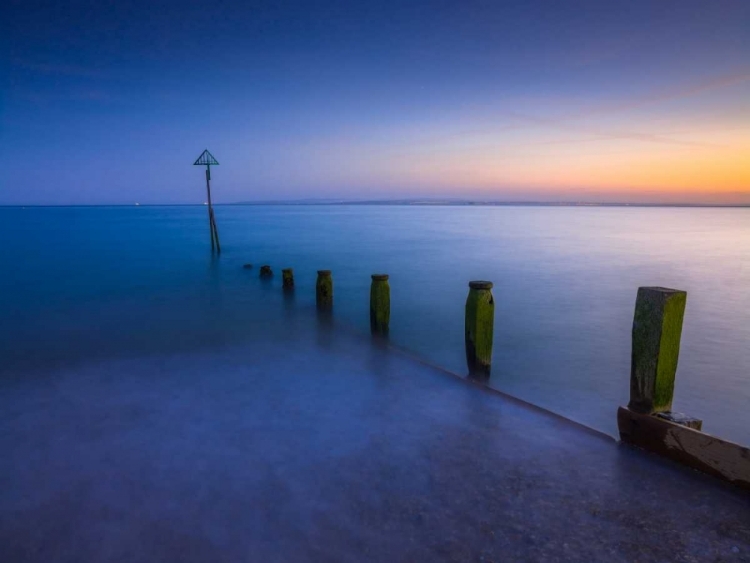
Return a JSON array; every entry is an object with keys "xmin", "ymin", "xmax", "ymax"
[
  {"xmin": 615, "ymin": 286, "xmax": 750, "ymax": 491},
  {"xmin": 465, "ymin": 281, "xmax": 494, "ymax": 379},
  {"xmin": 628, "ymin": 286, "xmax": 687, "ymax": 415},
  {"xmin": 617, "ymin": 287, "xmax": 750, "ymax": 490},
  {"xmin": 370, "ymin": 274, "xmax": 390, "ymax": 336},
  {"xmin": 316, "ymin": 270, "xmax": 333, "ymax": 308},
  {"xmin": 620, "ymin": 285, "xmax": 702, "ymax": 429},
  {"xmin": 282, "ymin": 268, "xmax": 294, "ymax": 290},
  {"xmin": 260, "ymin": 265, "xmax": 273, "ymax": 278}
]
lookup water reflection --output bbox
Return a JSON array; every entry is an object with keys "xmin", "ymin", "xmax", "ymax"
[
  {"xmin": 315, "ymin": 307, "xmax": 335, "ymax": 350},
  {"xmin": 1, "ymin": 205, "xmax": 748, "ymax": 443}
]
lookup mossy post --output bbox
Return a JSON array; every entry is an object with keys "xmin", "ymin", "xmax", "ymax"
[
  {"xmin": 465, "ymin": 281, "xmax": 494, "ymax": 379},
  {"xmin": 282, "ymin": 268, "xmax": 294, "ymax": 290},
  {"xmin": 629, "ymin": 286, "xmax": 687, "ymax": 414},
  {"xmin": 370, "ymin": 274, "xmax": 390, "ymax": 336},
  {"xmin": 316, "ymin": 270, "xmax": 333, "ymax": 309}
]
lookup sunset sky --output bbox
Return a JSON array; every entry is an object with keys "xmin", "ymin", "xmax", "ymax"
[{"xmin": 2, "ymin": 0, "xmax": 749, "ymax": 205}]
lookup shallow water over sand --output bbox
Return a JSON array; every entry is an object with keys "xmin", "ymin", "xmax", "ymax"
[
  {"xmin": 2, "ymin": 309, "xmax": 749, "ymax": 562},
  {"xmin": 1, "ymin": 205, "xmax": 749, "ymax": 442}
]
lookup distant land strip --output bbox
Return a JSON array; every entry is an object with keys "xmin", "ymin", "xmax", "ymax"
[
  {"xmin": 228, "ymin": 200, "xmax": 750, "ymax": 208},
  {"xmin": 2, "ymin": 201, "xmax": 750, "ymax": 208}
]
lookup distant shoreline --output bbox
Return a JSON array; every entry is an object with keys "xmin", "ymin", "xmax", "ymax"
[
  {"xmin": 229, "ymin": 200, "xmax": 750, "ymax": 208},
  {"xmin": 3, "ymin": 201, "xmax": 750, "ymax": 208}
]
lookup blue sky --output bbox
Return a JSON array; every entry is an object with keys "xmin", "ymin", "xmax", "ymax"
[{"xmin": 2, "ymin": 0, "xmax": 749, "ymax": 204}]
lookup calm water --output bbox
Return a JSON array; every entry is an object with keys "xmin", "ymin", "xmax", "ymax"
[{"xmin": 1, "ymin": 205, "xmax": 748, "ymax": 442}]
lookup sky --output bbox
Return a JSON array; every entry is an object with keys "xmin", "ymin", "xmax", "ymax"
[{"xmin": 1, "ymin": 0, "xmax": 749, "ymax": 205}]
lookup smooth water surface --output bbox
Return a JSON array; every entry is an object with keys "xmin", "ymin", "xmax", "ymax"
[{"xmin": 1, "ymin": 205, "xmax": 748, "ymax": 441}]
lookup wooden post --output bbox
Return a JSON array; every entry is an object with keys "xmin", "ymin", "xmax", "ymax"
[
  {"xmin": 370, "ymin": 274, "xmax": 390, "ymax": 336},
  {"xmin": 282, "ymin": 268, "xmax": 294, "ymax": 290},
  {"xmin": 629, "ymin": 286, "xmax": 687, "ymax": 414},
  {"xmin": 260, "ymin": 265, "xmax": 273, "ymax": 278},
  {"xmin": 316, "ymin": 270, "xmax": 333, "ymax": 309},
  {"xmin": 617, "ymin": 286, "xmax": 750, "ymax": 491},
  {"xmin": 465, "ymin": 281, "xmax": 494, "ymax": 379}
]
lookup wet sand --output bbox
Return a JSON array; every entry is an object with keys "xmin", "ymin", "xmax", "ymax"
[{"xmin": 1, "ymin": 312, "xmax": 748, "ymax": 562}]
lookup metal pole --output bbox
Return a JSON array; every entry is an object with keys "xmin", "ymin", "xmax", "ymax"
[
  {"xmin": 205, "ymin": 166, "xmax": 216, "ymax": 252},
  {"xmin": 211, "ymin": 208, "xmax": 221, "ymax": 254}
]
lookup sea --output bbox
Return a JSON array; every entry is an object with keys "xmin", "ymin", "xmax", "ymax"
[{"xmin": 1, "ymin": 204, "xmax": 748, "ymax": 442}]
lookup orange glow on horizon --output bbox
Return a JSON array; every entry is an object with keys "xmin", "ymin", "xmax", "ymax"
[{"xmin": 350, "ymin": 110, "xmax": 750, "ymax": 203}]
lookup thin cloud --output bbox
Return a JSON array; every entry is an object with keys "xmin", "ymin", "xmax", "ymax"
[
  {"xmin": 432, "ymin": 71, "xmax": 749, "ymax": 150},
  {"xmin": 505, "ymin": 113, "xmax": 723, "ymax": 148},
  {"xmin": 11, "ymin": 58, "xmax": 110, "ymax": 79},
  {"xmin": 13, "ymin": 88, "xmax": 119, "ymax": 105},
  {"xmin": 586, "ymin": 71, "xmax": 750, "ymax": 116}
]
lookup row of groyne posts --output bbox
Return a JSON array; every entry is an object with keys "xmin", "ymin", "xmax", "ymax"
[
  {"xmin": 250, "ymin": 264, "xmax": 749, "ymax": 491},
  {"xmin": 198, "ymin": 152, "xmax": 747, "ymax": 489}
]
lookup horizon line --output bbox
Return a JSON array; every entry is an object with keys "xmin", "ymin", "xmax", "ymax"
[{"xmin": 2, "ymin": 200, "xmax": 750, "ymax": 209}]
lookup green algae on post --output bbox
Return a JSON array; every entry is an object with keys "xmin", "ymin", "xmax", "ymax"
[
  {"xmin": 282, "ymin": 268, "xmax": 294, "ymax": 290},
  {"xmin": 316, "ymin": 270, "xmax": 333, "ymax": 308},
  {"xmin": 260, "ymin": 265, "xmax": 273, "ymax": 278},
  {"xmin": 465, "ymin": 281, "xmax": 494, "ymax": 379},
  {"xmin": 370, "ymin": 274, "xmax": 390, "ymax": 336},
  {"xmin": 629, "ymin": 286, "xmax": 687, "ymax": 414}
]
